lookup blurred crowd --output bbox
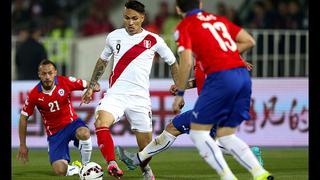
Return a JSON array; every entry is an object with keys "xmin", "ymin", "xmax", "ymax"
[
  {"xmin": 12, "ymin": 0, "xmax": 308, "ymax": 38},
  {"xmin": 12, "ymin": 0, "xmax": 308, "ymax": 79}
]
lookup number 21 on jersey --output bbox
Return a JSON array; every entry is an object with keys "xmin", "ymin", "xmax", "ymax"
[
  {"xmin": 202, "ymin": 22, "xmax": 237, "ymax": 52},
  {"xmin": 49, "ymin": 100, "xmax": 60, "ymax": 112}
]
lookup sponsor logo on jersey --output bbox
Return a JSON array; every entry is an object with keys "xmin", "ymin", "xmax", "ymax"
[
  {"xmin": 144, "ymin": 40, "xmax": 151, "ymax": 49},
  {"xmin": 38, "ymin": 97, "xmax": 44, "ymax": 101},
  {"xmin": 58, "ymin": 89, "xmax": 65, "ymax": 96}
]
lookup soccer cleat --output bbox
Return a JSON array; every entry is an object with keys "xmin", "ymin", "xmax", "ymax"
[
  {"xmin": 251, "ymin": 146, "xmax": 264, "ymax": 166},
  {"xmin": 142, "ymin": 166, "xmax": 155, "ymax": 180},
  {"xmin": 107, "ymin": 161, "xmax": 123, "ymax": 179},
  {"xmin": 116, "ymin": 146, "xmax": 138, "ymax": 170},
  {"xmin": 254, "ymin": 172, "xmax": 274, "ymax": 180},
  {"xmin": 71, "ymin": 160, "xmax": 82, "ymax": 169}
]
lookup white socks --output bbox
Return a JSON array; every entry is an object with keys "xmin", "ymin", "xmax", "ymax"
[
  {"xmin": 217, "ymin": 140, "xmax": 231, "ymax": 155},
  {"xmin": 138, "ymin": 130, "xmax": 176, "ymax": 163},
  {"xmin": 189, "ymin": 130, "xmax": 236, "ymax": 180},
  {"xmin": 218, "ymin": 134, "xmax": 266, "ymax": 177},
  {"xmin": 65, "ymin": 164, "xmax": 80, "ymax": 176},
  {"xmin": 79, "ymin": 137, "xmax": 92, "ymax": 164}
]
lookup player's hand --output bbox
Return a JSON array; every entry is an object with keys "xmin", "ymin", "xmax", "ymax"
[
  {"xmin": 169, "ymin": 84, "xmax": 178, "ymax": 96},
  {"xmin": 172, "ymin": 96, "xmax": 185, "ymax": 114},
  {"xmin": 93, "ymin": 82, "xmax": 101, "ymax": 92},
  {"xmin": 17, "ymin": 145, "xmax": 29, "ymax": 164},
  {"xmin": 81, "ymin": 88, "xmax": 94, "ymax": 105},
  {"xmin": 244, "ymin": 61, "xmax": 253, "ymax": 71}
]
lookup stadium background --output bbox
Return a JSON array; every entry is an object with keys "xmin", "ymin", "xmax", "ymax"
[{"xmin": 11, "ymin": 0, "xmax": 308, "ymax": 179}]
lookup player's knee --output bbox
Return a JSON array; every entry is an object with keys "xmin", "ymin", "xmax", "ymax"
[
  {"xmin": 165, "ymin": 123, "xmax": 181, "ymax": 136},
  {"xmin": 94, "ymin": 111, "xmax": 113, "ymax": 128},
  {"xmin": 52, "ymin": 163, "xmax": 67, "ymax": 176},
  {"xmin": 76, "ymin": 127, "xmax": 91, "ymax": 140}
]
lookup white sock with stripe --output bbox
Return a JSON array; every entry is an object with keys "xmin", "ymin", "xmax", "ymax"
[
  {"xmin": 218, "ymin": 134, "xmax": 266, "ymax": 178},
  {"xmin": 79, "ymin": 137, "xmax": 92, "ymax": 164},
  {"xmin": 189, "ymin": 129, "xmax": 236, "ymax": 180},
  {"xmin": 138, "ymin": 130, "xmax": 176, "ymax": 163}
]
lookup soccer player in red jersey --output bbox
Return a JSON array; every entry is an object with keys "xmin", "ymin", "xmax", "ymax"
[
  {"xmin": 172, "ymin": 0, "xmax": 273, "ymax": 180},
  {"xmin": 16, "ymin": 59, "xmax": 100, "ymax": 176}
]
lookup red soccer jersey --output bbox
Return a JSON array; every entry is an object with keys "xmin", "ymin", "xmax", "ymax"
[
  {"xmin": 194, "ymin": 60, "xmax": 206, "ymax": 95},
  {"xmin": 175, "ymin": 10, "xmax": 246, "ymax": 74},
  {"xmin": 21, "ymin": 76, "xmax": 87, "ymax": 136}
]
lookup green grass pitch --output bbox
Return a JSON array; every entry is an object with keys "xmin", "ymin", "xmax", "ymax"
[{"xmin": 12, "ymin": 147, "xmax": 308, "ymax": 180}]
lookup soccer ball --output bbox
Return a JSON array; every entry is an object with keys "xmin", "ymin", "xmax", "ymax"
[{"xmin": 79, "ymin": 162, "xmax": 104, "ymax": 180}]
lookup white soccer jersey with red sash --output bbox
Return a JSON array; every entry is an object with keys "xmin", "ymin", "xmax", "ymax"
[{"xmin": 100, "ymin": 28, "xmax": 176, "ymax": 97}]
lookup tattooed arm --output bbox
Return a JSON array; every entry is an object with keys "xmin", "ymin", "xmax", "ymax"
[
  {"xmin": 81, "ymin": 58, "xmax": 108, "ymax": 104},
  {"xmin": 170, "ymin": 61, "xmax": 179, "ymax": 85}
]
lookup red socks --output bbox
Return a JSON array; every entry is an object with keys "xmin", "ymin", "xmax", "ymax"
[{"xmin": 95, "ymin": 127, "xmax": 115, "ymax": 162}]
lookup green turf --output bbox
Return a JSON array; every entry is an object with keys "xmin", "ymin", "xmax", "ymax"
[{"xmin": 12, "ymin": 147, "xmax": 308, "ymax": 180}]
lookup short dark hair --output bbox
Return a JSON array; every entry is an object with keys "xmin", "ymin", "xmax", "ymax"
[
  {"xmin": 38, "ymin": 59, "xmax": 57, "ymax": 70},
  {"xmin": 176, "ymin": 0, "xmax": 200, "ymax": 13},
  {"xmin": 125, "ymin": 0, "xmax": 145, "ymax": 14}
]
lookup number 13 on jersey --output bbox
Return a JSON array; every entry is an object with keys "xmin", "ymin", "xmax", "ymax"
[{"xmin": 202, "ymin": 22, "xmax": 237, "ymax": 52}]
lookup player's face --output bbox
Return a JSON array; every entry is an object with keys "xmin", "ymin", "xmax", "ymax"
[
  {"xmin": 38, "ymin": 64, "xmax": 57, "ymax": 90},
  {"xmin": 123, "ymin": 8, "xmax": 144, "ymax": 35}
]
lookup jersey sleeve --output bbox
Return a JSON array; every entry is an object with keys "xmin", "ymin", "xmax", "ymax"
[
  {"xmin": 62, "ymin": 76, "xmax": 87, "ymax": 91},
  {"xmin": 175, "ymin": 24, "xmax": 192, "ymax": 54},
  {"xmin": 100, "ymin": 34, "xmax": 113, "ymax": 61},
  {"xmin": 21, "ymin": 94, "xmax": 36, "ymax": 117},
  {"xmin": 154, "ymin": 36, "xmax": 176, "ymax": 66}
]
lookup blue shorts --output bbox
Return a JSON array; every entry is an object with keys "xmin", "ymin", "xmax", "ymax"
[
  {"xmin": 172, "ymin": 110, "xmax": 216, "ymax": 137},
  {"xmin": 47, "ymin": 118, "xmax": 88, "ymax": 164},
  {"xmin": 191, "ymin": 67, "xmax": 251, "ymax": 127}
]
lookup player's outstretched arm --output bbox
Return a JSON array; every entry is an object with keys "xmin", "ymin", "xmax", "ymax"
[
  {"xmin": 81, "ymin": 58, "xmax": 107, "ymax": 104},
  {"xmin": 16, "ymin": 114, "xmax": 29, "ymax": 164}
]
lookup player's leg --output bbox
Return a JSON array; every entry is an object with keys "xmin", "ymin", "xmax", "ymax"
[
  {"xmin": 134, "ymin": 131, "xmax": 155, "ymax": 180},
  {"xmin": 217, "ymin": 67, "xmax": 273, "ymax": 180},
  {"xmin": 211, "ymin": 127, "xmax": 264, "ymax": 166},
  {"xmin": 48, "ymin": 124, "xmax": 81, "ymax": 176},
  {"xmin": 117, "ymin": 121, "xmax": 182, "ymax": 170},
  {"xmin": 132, "ymin": 111, "xmax": 193, "ymax": 165},
  {"xmin": 94, "ymin": 94, "xmax": 126, "ymax": 179},
  {"xmin": 125, "ymin": 97, "xmax": 155, "ymax": 180},
  {"xmin": 74, "ymin": 124, "xmax": 92, "ymax": 165},
  {"xmin": 95, "ymin": 110, "xmax": 123, "ymax": 178},
  {"xmin": 189, "ymin": 72, "xmax": 238, "ymax": 180}
]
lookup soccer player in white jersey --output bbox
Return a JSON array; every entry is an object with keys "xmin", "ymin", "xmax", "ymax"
[{"xmin": 81, "ymin": 1, "xmax": 179, "ymax": 179}]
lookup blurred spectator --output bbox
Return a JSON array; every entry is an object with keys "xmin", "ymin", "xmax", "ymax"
[
  {"xmin": 15, "ymin": 23, "xmax": 47, "ymax": 80},
  {"xmin": 154, "ymin": 1, "xmax": 170, "ymax": 32},
  {"xmin": 161, "ymin": 12, "xmax": 180, "ymax": 55},
  {"xmin": 12, "ymin": 0, "xmax": 30, "ymax": 33},
  {"xmin": 44, "ymin": 14, "xmax": 74, "ymax": 75},
  {"xmin": 81, "ymin": 6, "xmax": 115, "ymax": 36},
  {"xmin": 246, "ymin": 1, "xmax": 266, "ymax": 29},
  {"xmin": 143, "ymin": 12, "xmax": 160, "ymax": 34},
  {"xmin": 263, "ymin": 0, "xmax": 277, "ymax": 28},
  {"xmin": 286, "ymin": 0, "xmax": 304, "ymax": 29},
  {"xmin": 226, "ymin": 7, "xmax": 242, "ymax": 26},
  {"xmin": 273, "ymin": 0, "xmax": 289, "ymax": 29},
  {"xmin": 216, "ymin": 2, "xmax": 227, "ymax": 16}
]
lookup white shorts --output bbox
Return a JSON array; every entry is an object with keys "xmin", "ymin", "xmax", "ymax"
[{"xmin": 95, "ymin": 93, "xmax": 152, "ymax": 132}]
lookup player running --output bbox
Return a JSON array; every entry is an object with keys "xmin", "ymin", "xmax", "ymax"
[
  {"xmin": 116, "ymin": 61, "xmax": 263, "ymax": 170},
  {"xmin": 16, "ymin": 59, "xmax": 100, "ymax": 176},
  {"xmin": 172, "ymin": 0, "xmax": 274, "ymax": 179}
]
